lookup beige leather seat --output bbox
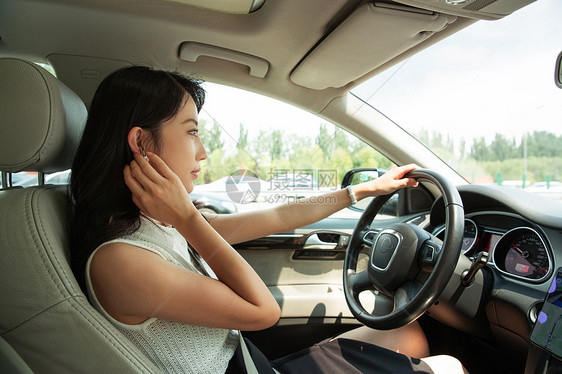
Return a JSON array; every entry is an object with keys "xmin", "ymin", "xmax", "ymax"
[{"xmin": 0, "ymin": 58, "xmax": 161, "ymax": 373}]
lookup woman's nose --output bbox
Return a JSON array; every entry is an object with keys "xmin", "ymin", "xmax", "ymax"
[{"xmin": 198, "ymin": 141, "xmax": 207, "ymax": 161}]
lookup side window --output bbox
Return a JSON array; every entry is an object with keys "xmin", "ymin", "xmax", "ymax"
[{"xmin": 194, "ymin": 83, "xmax": 394, "ymax": 216}]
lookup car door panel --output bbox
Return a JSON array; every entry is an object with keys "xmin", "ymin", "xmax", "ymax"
[{"xmin": 235, "ymin": 221, "xmax": 375, "ymax": 324}]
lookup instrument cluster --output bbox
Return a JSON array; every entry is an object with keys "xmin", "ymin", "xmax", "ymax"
[{"xmin": 433, "ymin": 215, "xmax": 552, "ymax": 282}]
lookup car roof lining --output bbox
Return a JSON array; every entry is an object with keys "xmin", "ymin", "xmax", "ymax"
[{"xmin": 0, "ymin": 0, "xmax": 534, "ymax": 116}]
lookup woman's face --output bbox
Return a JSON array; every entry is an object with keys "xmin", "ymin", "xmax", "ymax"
[{"xmin": 156, "ymin": 96, "xmax": 207, "ymax": 193}]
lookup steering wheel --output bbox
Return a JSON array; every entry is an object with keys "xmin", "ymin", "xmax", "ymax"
[{"xmin": 343, "ymin": 169, "xmax": 464, "ymax": 330}]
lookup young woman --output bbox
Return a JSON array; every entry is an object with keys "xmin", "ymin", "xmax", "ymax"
[{"xmin": 70, "ymin": 66, "xmax": 466, "ymax": 373}]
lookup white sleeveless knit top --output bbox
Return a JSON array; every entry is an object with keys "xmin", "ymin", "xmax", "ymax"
[{"xmin": 86, "ymin": 217, "xmax": 239, "ymax": 373}]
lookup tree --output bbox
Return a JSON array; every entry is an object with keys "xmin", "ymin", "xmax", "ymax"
[
  {"xmin": 470, "ymin": 137, "xmax": 490, "ymax": 161},
  {"xmin": 459, "ymin": 138, "xmax": 466, "ymax": 159},
  {"xmin": 333, "ymin": 128, "xmax": 350, "ymax": 150},
  {"xmin": 199, "ymin": 119, "xmax": 224, "ymax": 154},
  {"xmin": 489, "ymin": 133, "xmax": 517, "ymax": 161},
  {"xmin": 316, "ymin": 124, "xmax": 334, "ymax": 160},
  {"xmin": 270, "ymin": 129, "xmax": 283, "ymax": 160},
  {"xmin": 525, "ymin": 131, "xmax": 561, "ymax": 158},
  {"xmin": 237, "ymin": 123, "xmax": 248, "ymax": 150}
]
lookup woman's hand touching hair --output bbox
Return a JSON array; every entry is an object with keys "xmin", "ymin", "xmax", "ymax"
[
  {"xmin": 124, "ymin": 152, "xmax": 198, "ymax": 226},
  {"xmin": 119, "ymin": 151, "xmax": 280, "ymax": 331}
]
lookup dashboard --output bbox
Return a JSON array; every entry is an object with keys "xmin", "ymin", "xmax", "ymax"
[
  {"xmin": 425, "ymin": 183, "xmax": 562, "ymax": 350},
  {"xmin": 429, "ymin": 184, "xmax": 562, "ymax": 286},
  {"xmin": 434, "ymin": 213, "xmax": 553, "ymax": 283}
]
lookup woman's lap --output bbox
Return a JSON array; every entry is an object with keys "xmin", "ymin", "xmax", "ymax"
[
  {"xmin": 271, "ymin": 337, "xmax": 434, "ymax": 374},
  {"xmin": 226, "ymin": 335, "xmax": 434, "ymax": 374},
  {"xmin": 227, "ymin": 324, "xmax": 467, "ymax": 374}
]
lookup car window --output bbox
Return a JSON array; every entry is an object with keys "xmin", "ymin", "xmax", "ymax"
[
  {"xmin": 351, "ymin": 0, "xmax": 562, "ymax": 203},
  {"xmin": 195, "ymin": 83, "xmax": 394, "ymax": 216},
  {"xmin": 0, "ymin": 170, "xmax": 70, "ymax": 188}
]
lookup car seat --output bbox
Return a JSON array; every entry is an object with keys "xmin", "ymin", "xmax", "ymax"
[{"xmin": 0, "ymin": 58, "xmax": 161, "ymax": 373}]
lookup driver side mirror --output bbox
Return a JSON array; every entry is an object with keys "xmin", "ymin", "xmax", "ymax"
[
  {"xmin": 554, "ymin": 52, "xmax": 562, "ymax": 88},
  {"xmin": 341, "ymin": 168, "xmax": 397, "ymax": 216}
]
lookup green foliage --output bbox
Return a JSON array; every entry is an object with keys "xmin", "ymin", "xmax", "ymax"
[
  {"xmin": 477, "ymin": 157, "xmax": 562, "ymax": 184},
  {"xmin": 419, "ymin": 128, "xmax": 562, "ymax": 185},
  {"xmin": 237, "ymin": 123, "xmax": 248, "ymax": 150},
  {"xmin": 195, "ymin": 122, "xmax": 392, "ymax": 186},
  {"xmin": 316, "ymin": 124, "xmax": 333, "ymax": 160},
  {"xmin": 270, "ymin": 130, "xmax": 283, "ymax": 161},
  {"xmin": 197, "ymin": 121, "xmax": 562, "ymax": 189},
  {"xmin": 198, "ymin": 119, "xmax": 224, "ymax": 155},
  {"xmin": 524, "ymin": 131, "xmax": 561, "ymax": 158}
]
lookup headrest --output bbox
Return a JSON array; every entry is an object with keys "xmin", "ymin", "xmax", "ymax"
[{"xmin": 0, "ymin": 58, "xmax": 87, "ymax": 173}]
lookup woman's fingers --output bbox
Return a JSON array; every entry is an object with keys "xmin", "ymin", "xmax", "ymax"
[
  {"xmin": 124, "ymin": 164, "xmax": 144, "ymax": 193},
  {"xmin": 129, "ymin": 159, "xmax": 151, "ymax": 190},
  {"xmin": 369, "ymin": 164, "xmax": 420, "ymax": 195},
  {"xmin": 389, "ymin": 164, "xmax": 419, "ymax": 187},
  {"xmin": 144, "ymin": 152, "xmax": 181, "ymax": 182},
  {"xmin": 133, "ymin": 152, "xmax": 166, "ymax": 185},
  {"xmin": 400, "ymin": 164, "xmax": 419, "ymax": 187},
  {"xmin": 124, "ymin": 165, "xmax": 149, "ymax": 211},
  {"xmin": 124, "ymin": 152, "xmax": 195, "ymax": 226}
]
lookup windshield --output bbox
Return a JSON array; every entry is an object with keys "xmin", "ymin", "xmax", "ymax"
[{"xmin": 352, "ymin": 0, "xmax": 562, "ymax": 203}]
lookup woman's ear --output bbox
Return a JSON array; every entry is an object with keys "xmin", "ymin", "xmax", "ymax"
[{"xmin": 127, "ymin": 127, "xmax": 143, "ymax": 154}]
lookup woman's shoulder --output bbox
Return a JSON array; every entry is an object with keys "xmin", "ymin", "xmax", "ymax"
[
  {"xmin": 97, "ymin": 217, "xmax": 175, "ymax": 254},
  {"xmin": 87, "ymin": 240, "xmax": 176, "ymax": 325},
  {"xmin": 90, "ymin": 216, "xmax": 196, "ymax": 272}
]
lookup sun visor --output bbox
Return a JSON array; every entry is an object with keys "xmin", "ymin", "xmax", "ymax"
[
  {"xmin": 290, "ymin": 3, "xmax": 455, "ymax": 90},
  {"xmin": 164, "ymin": 0, "xmax": 265, "ymax": 14}
]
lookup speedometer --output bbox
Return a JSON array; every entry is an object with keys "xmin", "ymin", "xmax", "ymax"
[
  {"xmin": 461, "ymin": 219, "xmax": 477, "ymax": 254},
  {"xmin": 492, "ymin": 227, "xmax": 551, "ymax": 282},
  {"xmin": 434, "ymin": 218, "xmax": 478, "ymax": 255}
]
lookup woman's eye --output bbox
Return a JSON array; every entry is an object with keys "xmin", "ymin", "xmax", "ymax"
[{"xmin": 188, "ymin": 129, "xmax": 199, "ymax": 137}]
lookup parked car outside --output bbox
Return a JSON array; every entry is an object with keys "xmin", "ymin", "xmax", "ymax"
[
  {"xmin": 194, "ymin": 174, "xmax": 269, "ymax": 203},
  {"xmin": 189, "ymin": 191, "xmax": 238, "ymax": 214}
]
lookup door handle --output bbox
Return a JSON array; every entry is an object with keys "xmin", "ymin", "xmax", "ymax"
[{"xmin": 303, "ymin": 233, "xmax": 338, "ymax": 250}]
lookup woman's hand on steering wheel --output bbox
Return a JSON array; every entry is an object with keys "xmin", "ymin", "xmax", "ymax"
[
  {"xmin": 343, "ymin": 169, "xmax": 464, "ymax": 330},
  {"xmin": 354, "ymin": 164, "xmax": 419, "ymax": 200}
]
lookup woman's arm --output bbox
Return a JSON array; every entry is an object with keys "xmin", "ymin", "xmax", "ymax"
[
  {"xmin": 89, "ymin": 241, "xmax": 280, "ymax": 330},
  {"xmin": 203, "ymin": 165, "xmax": 419, "ymax": 244},
  {"xmin": 91, "ymin": 152, "xmax": 281, "ymax": 330}
]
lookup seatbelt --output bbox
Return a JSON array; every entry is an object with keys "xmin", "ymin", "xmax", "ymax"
[
  {"xmin": 239, "ymin": 332, "xmax": 259, "ymax": 374},
  {"xmin": 182, "ymin": 240, "xmax": 277, "ymax": 373},
  {"xmin": 238, "ymin": 332, "xmax": 281, "ymax": 374}
]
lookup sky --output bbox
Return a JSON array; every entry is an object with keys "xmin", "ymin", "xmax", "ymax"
[
  {"xmin": 199, "ymin": 0, "xmax": 562, "ymax": 152},
  {"xmin": 350, "ymin": 0, "xmax": 562, "ymax": 145},
  {"xmin": 199, "ymin": 83, "xmax": 326, "ymax": 152}
]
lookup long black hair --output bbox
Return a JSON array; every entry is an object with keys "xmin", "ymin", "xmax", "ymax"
[{"xmin": 70, "ymin": 66, "xmax": 205, "ymax": 292}]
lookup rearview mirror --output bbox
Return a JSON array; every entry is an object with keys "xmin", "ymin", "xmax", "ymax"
[
  {"xmin": 341, "ymin": 168, "xmax": 397, "ymax": 216},
  {"xmin": 554, "ymin": 52, "xmax": 562, "ymax": 88}
]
